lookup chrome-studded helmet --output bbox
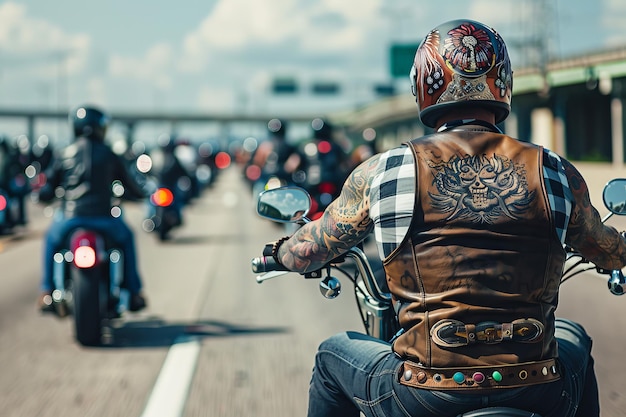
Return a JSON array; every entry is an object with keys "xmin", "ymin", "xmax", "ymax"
[{"xmin": 410, "ymin": 19, "xmax": 513, "ymax": 128}]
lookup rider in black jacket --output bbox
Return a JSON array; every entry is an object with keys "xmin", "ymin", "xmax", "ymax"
[{"xmin": 37, "ymin": 105, "xmax": 148, "ymax": 312}]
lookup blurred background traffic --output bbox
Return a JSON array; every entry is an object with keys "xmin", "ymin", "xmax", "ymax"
[
  {"xmin": 1, "ymin": 1, "xmax": 626, "ymax": 416},
  {"xmin": 0, "ymin": 0, "xmax": 625, "ymax": 235}
]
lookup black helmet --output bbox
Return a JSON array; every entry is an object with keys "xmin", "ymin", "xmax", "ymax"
[
  {"xmin": 70, "ymin": 105, "xmax": 110, "ymax": 141},
  {"xmin": 267, "ymin": 118, "xmax": 287, "ymax": 138},
  {"xmin": 311, "ymin": 118, "xmax": 333, "ymax": 140}
]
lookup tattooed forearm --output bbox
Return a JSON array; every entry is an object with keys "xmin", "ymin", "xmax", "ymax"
[
  {"xmin": 277, "ymin": 155, "xmax": 380, "ymax": 273},
  {"xmin": 563, "ymin": 159, "xmax": 626, "ymax": 269}
]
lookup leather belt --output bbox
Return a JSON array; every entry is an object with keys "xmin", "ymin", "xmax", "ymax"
[
  {"xmin": 398, "ymin": 359, "xmax": 560, "ymax": 390},
  {"xmin": 430, "ymin": 319, "xmax": 544, "ymax": 348}
]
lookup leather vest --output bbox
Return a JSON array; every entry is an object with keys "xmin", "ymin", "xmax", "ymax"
[{"xmin": 384, "ymin": 126, "xmax": 566, "ymax": 368}]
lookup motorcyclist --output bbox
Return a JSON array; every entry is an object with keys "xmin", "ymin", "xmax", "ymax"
[
  {"xmin": 0, "ymin": 135, "xmax": 32, "ymax": 227},
  {"xmin": 250, "ymin": 118, "xmax": 303, "ymax": 187},
  {"xmin": 269, "ymin": 19, "xmax": 626, "ymax": 417},
  {"xmin": 308, "ymin": 117, "xmax": 348, "ymax": 184},
  {"xmin": 299, "ymin": 118, "xmax": 349, "ymax": 218},
  {"xmin": 37, "ymin": 105, "xmax": 148, "ymax": 313},
  {"xmin": 0, "ymin": 136, "xmax": 15, "ymax": 229},
  {"xmin": 149, "ymin": 133, "xmax": 192, "ymax": 222}
]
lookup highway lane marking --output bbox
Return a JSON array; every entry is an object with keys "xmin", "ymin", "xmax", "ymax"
[{"xmin": 140, "ymin": 335, "xmax": 201, "ymax": 417}]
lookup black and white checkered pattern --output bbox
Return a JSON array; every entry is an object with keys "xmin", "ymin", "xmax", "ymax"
[
  {"xmin": 542, "ymin": 149, "xmax": 573, "ymax": 245},
  {"xmin": 370, "ymin": 145, "xmax": 416, "ymax": 258},
  {"xmin": 370, "ymin": 146, "xmax": 574, "ymax": 259}
]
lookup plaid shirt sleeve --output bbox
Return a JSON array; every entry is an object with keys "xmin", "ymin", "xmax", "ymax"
[
  {"xmin": 370, "ymin": 145, "xmax": 416, "ymax": 259},
  {"xmin": 542, "ymin": 149, "xmax": 574, "ymax": 246}
]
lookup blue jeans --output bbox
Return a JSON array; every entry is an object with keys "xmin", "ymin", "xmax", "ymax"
[
  {"xmin": 41, "ymin": 214, "xmax": 143, "ymax": 294},
  {"xmin": 307, "ymin": 319, "xmax": 598, "ymax": 417}
]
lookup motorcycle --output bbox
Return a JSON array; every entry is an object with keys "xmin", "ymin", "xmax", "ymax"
[
  {"xmin": 136, "ymin": 153, "xmax": 184, "ymax": 241},
  {"xmin": 0, "ymin": 186, "xmax": 11, "ymax": 234},
  {"xmin": 142, "ymin": 183, "xmax": 182, "ymax": 241},
  {"xmin": 47, "ymin": 180, "xmax": 130, "ymax": 347},
  {"xmin": 251, "ymin": 179, "xmax": 626, "ymax": 417}
]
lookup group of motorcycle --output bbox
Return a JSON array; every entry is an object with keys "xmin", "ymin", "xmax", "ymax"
[
  {"xmin": 0, "ymin": 134, "xmax": 54, "ymax": 234},
  {"xmin": 123, "ymin": 134, "xmax": 225, "ymax": 241},
  {"xmin": 242, "ymin": 117, "xmax": 356, "ymax": 220}
]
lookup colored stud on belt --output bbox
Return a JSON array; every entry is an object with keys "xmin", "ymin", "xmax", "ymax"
[
  {"xmin": 491, "ymin": 371, "xmax": 503, "ymax": 382},
  {"xmin": 453, "ymin": 372, "xmax": 465, "ymax": 384},
  {"xmin": 472, "ymin": 372, "xmax": 486, "ymax": 384},
  {"xmin": 416, "ymin": 371, "xmax": 428, "ymax": 384},
  {"xmin": 403, "ymin": 370, "xmax": 412, "ymax": 381}
]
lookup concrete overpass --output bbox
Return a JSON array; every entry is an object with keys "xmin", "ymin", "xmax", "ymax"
[
  {"xmin": 334, "ymin": 47, "xmax": 626, "ymax": 167},
  {"xmin": 0, "ymin": 108, "xmax": 322, "ymax": 143}
]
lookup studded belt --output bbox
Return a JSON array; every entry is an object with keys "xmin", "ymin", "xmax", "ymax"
[
  {"xmin": 398, "ymin": 358, "xmax": 560, "ymax": 390},
  {"xmin": 430, "ymin": 318, "xmax": 545, "ymax": 348}
]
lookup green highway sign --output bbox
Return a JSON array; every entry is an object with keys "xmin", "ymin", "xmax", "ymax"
[{"xmin": 390, "ymin": 44, "xmax": 419, "ymax": 78}]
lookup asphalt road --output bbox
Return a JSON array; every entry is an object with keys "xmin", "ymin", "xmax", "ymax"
[{"xmin": 0, "ymin": 164, "xmax": 625, "ymax": 417}]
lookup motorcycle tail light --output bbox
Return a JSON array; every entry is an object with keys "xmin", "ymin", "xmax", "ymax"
[
  {"xmin": 0, "ymin": 195, "xmax": 6, "ymax": 211},
  {"xmin": 215, "ymin": 151, "xmax": 231, "ymax": 169},
  {"xmin": 74, "ymin": 246, "xmax": 97, "ymax": 268},
  {"xmin": 245, "ymin": 164, "xmax": 262, "ymax": 181},
  {"xmin": 317, "ymin": 141, "xmax": 332, "ymax": 154},
  {"xmin": 70, "ymin": 231, "xmax": 100, "ymax": 268},
  {"xmin": 318, "ymin": 182, "xmax": 337, "ymax": 195},
  {"xmin": 151, "ymin": 188, "xmax": 174, "ymax": 207}
]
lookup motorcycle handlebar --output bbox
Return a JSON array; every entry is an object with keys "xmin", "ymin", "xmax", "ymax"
[{"xmin": 251, "ymin": 256, "xmax": 289, "ymax": 273}]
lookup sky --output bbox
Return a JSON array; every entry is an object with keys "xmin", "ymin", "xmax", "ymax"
[{"xmin": 0, "ymin": 0, "xmax": 624, "ymax": 142}]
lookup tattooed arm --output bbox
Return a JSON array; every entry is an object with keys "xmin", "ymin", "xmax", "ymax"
[
  {"xmin": 276, "ymin": 154, "xmax": 381, "ymax": 273},
  {"xmin": 563, "ymin": 159, "xmax": 626, "ymax": 269}
]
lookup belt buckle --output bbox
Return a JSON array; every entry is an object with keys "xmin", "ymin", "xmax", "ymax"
[{"xmin": 482, "ymin": 326, "xmax": 498, "ymax": 343}]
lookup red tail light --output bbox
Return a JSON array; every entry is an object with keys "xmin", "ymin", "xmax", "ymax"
[
  {"xmin": 151, "ymin": 188, "xmax": 174, "ymax": 207},
  {"xmin": 0, "ymin": 195, "xmax": 6, "ymax": 211},
  {"xmin": 74, "ymin": 246, "xmax": 97, "ymax": 268},
  {"xmin": 70, "ymin": 232, "xmax": 100, "ymax": 269},
  {"xmin": 215, "ymin": 151, "xmax": 231, "ymax": 169},
  {"xmin": 318, "ymin": 182, "xmax": 337, "ymax": 195},
  {"xmin": 245, "ymin": 164, "xmax": 262, "ymax": 181},
  {"xmin": 317, "ymin": 141, "xmax": 332, "ymax": 154}
]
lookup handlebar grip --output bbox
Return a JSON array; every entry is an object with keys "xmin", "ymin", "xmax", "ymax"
[{"xmin": 251, "ymin": 256, "xmax": 289, "ymax": 273}]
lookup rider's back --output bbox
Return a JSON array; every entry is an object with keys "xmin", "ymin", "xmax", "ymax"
[
  {"xmin": 43, "ymin": 137, "xmax": 143, "ymax": 218},
  {"xmin": 383, "ymin": 128, "xmax": 565, "ymax": 368}
]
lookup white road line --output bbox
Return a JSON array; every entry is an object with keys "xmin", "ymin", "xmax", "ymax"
[{"xmin": 140, "ymin": 335, "xmax": 201, "ymax": 417}]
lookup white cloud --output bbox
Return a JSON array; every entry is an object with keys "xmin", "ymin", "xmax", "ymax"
[
  {"xmin": 109, "ymin": 43, "xmax": 174, "ymax": 90},
  {"xmin": 178, "ymin": 0, "xmax": 386, "ymax": 74},
  {"xmin": 0, "ymin": 2, "xmax": 90, "ymax": 78}
]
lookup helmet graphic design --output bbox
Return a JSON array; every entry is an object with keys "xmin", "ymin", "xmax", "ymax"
[{"xmin": 410, "ymin": 20, "xmax": 513, "ymax": 128}]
